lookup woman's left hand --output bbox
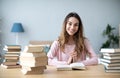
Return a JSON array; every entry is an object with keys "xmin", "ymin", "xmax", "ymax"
[{"xmin": 70, "ymin": 51, "xmax": 77, "ymax": 62}]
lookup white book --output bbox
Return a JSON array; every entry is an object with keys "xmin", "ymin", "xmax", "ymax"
[
  {"xmin": 4, "ymin": 45, "xmax": 21, "ymax": 49},
  {"xmin": 21, "ymin": 68, "xmax": 44, "ymax": 74},
  {"xmin": 103, "ymin": 56, "xmax": 120, "ymax": 60},
  {"xmin": 104, "ymin": 66, "xmax": 120, "ymax": 73},
  {"xmin": 105, "ymin": 66, "xmax": 120, "ymax": 70},
  {"xmin": 103, "ymin": 53, "xmax": 120, "ymax": 56},
  {"xmin": 100, "ymin": 61, "xmax": 120, "ymax": 66},
  {"xmin": 23, "ymin": 45, "xmax": 46, "ymax": 52},
  {"xmin": 105, "ymin": 69, "xmax": 120, "ymax": 73},
  {"xmin": 20, "ymin": 52, "xmax": 46, "ymax": 57},
  {"xmin": 100, "ymin": 58, "xmax": 120, "ymax": 63},
  {"xmin": 20, "ymin": 61, "xmax": 47, "ymax": 67},
  {"xmin": 57, "ymin": 63, "xmax": 86, "ymax": 71},
  {"xmin": 100, "ymin": 48, "xmax": 120, "ymax": 53},
  {"xmin": 4, "ymin": 54, "xmax": 19, "ymax": 57}
]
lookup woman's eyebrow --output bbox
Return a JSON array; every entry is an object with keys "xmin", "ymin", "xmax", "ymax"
[{"xmin": 67, "ymin": 21, "xmax": 71, "ymax": 23}]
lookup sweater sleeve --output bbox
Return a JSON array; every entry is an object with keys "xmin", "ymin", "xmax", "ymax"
[
  {"xmin": 47, "ymin": 41, "xmax": 67, "ymax": 66},
  {"xmin": 82, "ymin": 39, "xmax": 98, "ymax": 66}
]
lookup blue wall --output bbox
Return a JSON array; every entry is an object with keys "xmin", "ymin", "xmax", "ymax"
[{"xmin": 0, "ymin": 0, "xmax": 120, "ymax": 55}]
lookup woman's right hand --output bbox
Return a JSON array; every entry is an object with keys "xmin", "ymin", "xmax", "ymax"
[
  {"xmin": 67, "ymin": 56, "xmax": 73, "ymax": 65},
  {"xmin": 70, "ymin": 51, "xmax": 78, "ymax": 62}
]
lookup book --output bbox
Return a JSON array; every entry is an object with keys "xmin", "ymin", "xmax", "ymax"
[
  {"xmin": 3, "ymin": 61, "xmax": 18, "ymax": 65},
  {"xmin": 105, "ymin": 65, "xmax": 120, "ymax": 70},
  {"xmin": 5, "ymin": 52, "xmax": 20, "ymax": 55},
  {"xmin": 20, "ymin": 59, "xmax": 48, "ymax": 67},
  {"xmin": 100, "ymin": 58, "xmax": 120, "ymax": 63},
  {"xmin": 1, "ymin": 64, "xmax": 21, "ymax": 69},
  {"xmin": 103, "ymin": 53, "xmax": 120, "ymax": 56},
  {"xmin": 20, "ymin": 56, "xmax": 47, "ymax": 62},
  {"xmin": 104, "ymin": 66, "xmax": 120, "ymax": 72},
  {"xmin": 20, "ymin": 52, "xmax": 46, "ymax": 57},
  {"xmin": 4, "ymin": 45, "xmax": 21, "ymax": 49},
  {"xmin": 4, "ymin": 56, "xmax": 19, "ymax": 60},
  {"xmin": 57, "ymin": 63, "xmax": 86, "ymax": 71},
  {"xmin": 3, "ymin": 48, "xmax": 21, "ymax": 52},
  {"xmin": 3, "ymin": 45, "xmax": 21, "ymax": 51},
  {"xmin": 5, "ymin": 54, "xmax": 19, "ymax": 57},
  {"xmin": 21, "ymin": 68, "xmax": 44, "ymax": 74},
  {"xmin": 100, "ymin": 61, "xmax": 120, "ymax": 67},
  {"xmin": 100, "ymin": 48, "xmax": 120, "ymax": 53},
  {"xmin": 5, "ymin": 59, "xmax": 19, "ymax": 62},
  {"xmin": 103, "ymin": 55, "xmax": 120, "ymax": 60},
  {"xmin": 22, "ymin": 66, "xmax": 46, "ymax": 71},
  {"xmin": 105, "ymin": 69, "xmax": 120, "ymax": 73},
  {"xmin": 23, "ymin": 45, "xmax": 45, "ymax": 52}
]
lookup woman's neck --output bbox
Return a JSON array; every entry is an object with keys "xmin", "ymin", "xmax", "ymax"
[{"xmin": 67, "ymin": 36, "xmax": 75, "ymax": 45}]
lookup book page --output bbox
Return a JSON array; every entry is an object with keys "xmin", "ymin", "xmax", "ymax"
[
  {"xmin": 70, "ymin": 63, "xmax": 86, "ymax": 70},
  {"xmin": 57, "ymin": 63, "xmax": 86, "ymax": 71},
  {"xmin": 57, "ymin": 65, "xmax": 72, "ymax": 71}
]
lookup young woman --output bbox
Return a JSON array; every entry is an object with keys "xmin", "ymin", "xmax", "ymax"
[{"xmin": 47, "ymin": 12, "xmax": 98, "ymax": 66}]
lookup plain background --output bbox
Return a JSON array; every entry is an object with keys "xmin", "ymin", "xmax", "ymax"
[{"xmin": 0, "ymin": 0, "xmax": 120, "ymax": 55}]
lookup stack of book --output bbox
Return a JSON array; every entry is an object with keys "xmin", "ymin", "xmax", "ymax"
[
  {"xmin": 1, "ymin": 45, "xmax": 21, "ymax": 69},
  {"xmin": 20, "ymin": 45, "xmax": 48, "ymax": 75},
  {"xmin": 100, "ymin": 48, "xmax": 120, "ymax": 72}
]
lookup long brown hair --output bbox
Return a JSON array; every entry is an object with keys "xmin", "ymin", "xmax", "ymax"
[{"xmin": 58, "ymin": 12, "xmax": 88, "ymax": 57}]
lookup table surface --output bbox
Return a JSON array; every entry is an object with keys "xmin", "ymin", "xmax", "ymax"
[{"xmin": 0, "ymin": 64, "xmax": 120, "ymax": 78}]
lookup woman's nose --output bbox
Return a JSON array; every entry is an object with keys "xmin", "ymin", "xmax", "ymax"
[{"xmin": 71, "ymin": 25, "xmax": 75, "ymax": 29}]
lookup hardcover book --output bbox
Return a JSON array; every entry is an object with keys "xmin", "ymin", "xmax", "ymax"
[
  {"xmin": 4, "ymin": 45, "xmax": 21, "ymax": 49},
  {"xmin": 105, "ymin": 65, "xmax": 120, "ymax": 70},
  {"xmin": 103, "ymin": 53, "xmax": 120, "ymax": 56},
  {"xmin": 20, "ymin": 52, "xmax": 46, "ymax": 57},
  {"xmin": 100, "ymin": 61, "xmax": 120, "ymax": 67},
  {"xmin": 23, "ymin": 45, "xmax": 45, "ymax": 52},
  {"xmin": 100, "ymin": 58, "xmax": 120, "ymax": 63},
  {"xmin": 103, "ymin": 55, "xmax": 120, "ymax": 60},
  {"xmin": 21, "ymin": 68, "xmax": 44, "ymax": 74},
  {"xmin": 22, "ymin": 66, "xmax": 46, "ymax": 71},
  {"xmin": 20, "ymin": 56, "xmax": 48, "ymax": 62},
  {"xmin": 1, "ymin": 64, "xmax": 21, "ymax": 69},
  {"xmin": 57, "ymin": 63, "xmax": 86, "ymax": 71},
  {"xmin": 104, "ymin": 66, "xmax": 120, "ymax": 73},
  {"xmin": 100, "ymin": 48, "xmax": 120, "ymax": 53},
  {"xmin": 20, "ymin": 60, "xmax": 47, "ymax": 67}
]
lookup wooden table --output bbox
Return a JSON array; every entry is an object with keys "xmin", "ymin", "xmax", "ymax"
[{"xmin": 0, "ymin": 64, "xmax": 120, "ymax": 78}]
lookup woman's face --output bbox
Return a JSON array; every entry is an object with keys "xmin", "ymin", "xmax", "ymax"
[{"xmin": 66, "ymin": 17, "xmax": 79, "ymax": 36}]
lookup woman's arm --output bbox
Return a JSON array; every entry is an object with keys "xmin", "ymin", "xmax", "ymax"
[
  {"xmin": 47, "ymin": 41, "xmax": 68, "ymax": 66},
  {"xmin": 81, "ymin": 39, "xmax": 98, "ymax": 66}
]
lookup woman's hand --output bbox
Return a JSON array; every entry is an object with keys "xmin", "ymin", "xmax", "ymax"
[
  {"xmin": 67, "ymin": 56, "xmax": 72, "ymax": 65},
  {"xmin": 70, "ymin": 51, "xmax": 77, "ymax": 62},
  {"xmin": 67, "ymin": 51, "xmax": 78, "ymax": 65}
]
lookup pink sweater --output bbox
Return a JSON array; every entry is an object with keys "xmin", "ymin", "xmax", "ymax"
[{"xmin": 47, "ymin": 39, "xmax": 98, "ymax": 66}]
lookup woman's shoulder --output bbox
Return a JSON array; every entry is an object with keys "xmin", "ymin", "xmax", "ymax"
[
  {"xmin": 84, "ymin": 38, "xmax": 91, "ymax": 44},
  {"xmin": 52, "ymin": 40, "xmax": 60, "ymax": 46},
  {"xmin": 84, "ymin": 37, "xmax": 89, "ymax": 41}
]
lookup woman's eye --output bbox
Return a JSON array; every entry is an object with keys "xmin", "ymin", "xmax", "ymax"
[
  {"xmin": 68, "ymin": 22, "xmax": 72, "ymax": 26},
  {"xmin": 75, "ymin": 23, "xmax": 79, "ymax": 26}
]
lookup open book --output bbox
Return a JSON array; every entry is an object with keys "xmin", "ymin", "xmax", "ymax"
[{"xmin": 57, "ymin": 63, "xmax": 86, "ymax": 71}]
